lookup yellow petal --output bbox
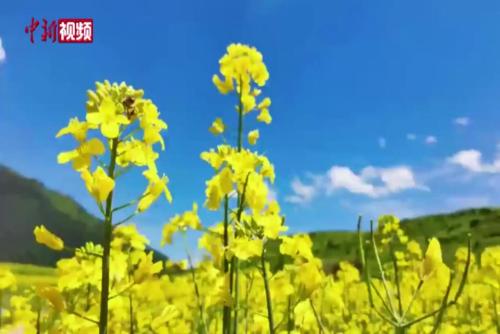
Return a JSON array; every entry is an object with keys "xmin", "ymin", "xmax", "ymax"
[
  {"xmin": 257, "ymin": 108, "xmax": 272, "ymax": 124},
  {"xmin": 248, "ymin": 129, "xmax": 259, "ymax": 145},
  {"xmin": 420, "ymin": 238, "xmax": 443, "ymax": 279},
  {"xmin": 34, "ymin": 225, "xmax": 64, "ymax": 251},
  {"xmin": 85, "ymin": 138, "xmax": 106, "ymax": 155},
  {"xmin": 86, "ymin": 111, "xmax": 103, "ymax": 125},
  {"xmin": 101, "ymin": 122, "xmax": 120, "ymax": 139},
  {"xmin": 209, "ymin": 118, "xmax": 225, "ymax": 135},
  {"xmin": 57, "ymin": 150, "xmax": 78, "ymax": 164}
]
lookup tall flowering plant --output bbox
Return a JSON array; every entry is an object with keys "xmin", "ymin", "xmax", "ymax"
[
  {"xmin": 38, "ymin": 81, "xmax": 172, "ymax": 333},
  {"xmin": 203, "ymin": 43, "xmax": 285, "ymax": 334}
]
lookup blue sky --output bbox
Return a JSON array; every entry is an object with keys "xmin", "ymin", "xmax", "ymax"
[{"xmin": 1, "ymin": 0, "xmax": 500, "ymax": 259}]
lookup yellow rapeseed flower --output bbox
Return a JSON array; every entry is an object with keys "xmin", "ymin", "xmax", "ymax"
[
  {"xmin": 297, "ymin": 262, "xmax": 323, "ymax": 297},
  {"xmin": 204, "ymin": 167, "xmax": 233, "ymax": 210},
  {"xmin": 280, "ymin": 235, "xmax": 314, "ymax": 262},
  {"xmin": 229, "ymin": 237, "xmax": 263, "ymax": 260},
  {"xmin": 248, "ymin": 129, "xmax": 259, "ymax": 145},
  {"xmin": 80, "ymin": 166, "xmax": 115, "ymax": 202},
  {"xmin": 257, "ymin": 97, "xmax": 272, "ymax": 124},
  {"xmin": 212, "ymin": 75, "xmax": 234, "ymax": 95},
  {"xmin": 112, "ymin": 224, "xmax": 149, "ymax": 251},
  {"xmin": 209, "ymin": 118, "xmax": 225, "ymax": 135},
  {"xmin": 140, "ymin": 101, "xmax": 168, "ymax": 149},
  {"xmin": 36, "ymin": 285, "xmax": 65, "ymax": 312},
  {"xmin": 33, "ymin": 225, "xmax": 64, "ymax": 251},
  {"xmin": 57, "ymin": 138, "xmax": 106, "ymax": 171},
  {"xmin": 162, "ymin": 203, "xmax": 202, "ymax": 246},
  {"xmin": 86, "ymin": 96, "xmax": 129, "ymax": 139},
  {"xmin": 420, "ymin": 237, "xmax": 444, "ymax": 280},
  {"xmin": 138, "ymin": 166, "xmax": 173, "ymax": 212},
  {"xmin": 56, "ymin": 117, "xmax": 92, "ymax": 142},
  {"xmin": 116, "ymin": 139, "xmax": 159, "ymax": 167},
  {"xmin": 134, "ymin": 252, "xmax": 163, "ymax": 284}
]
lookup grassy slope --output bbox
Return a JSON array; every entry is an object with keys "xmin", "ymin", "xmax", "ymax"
[
  {"xmin": 1, "ymin": 164, "xmax": 499, "ymax": 273},
  {"xmin": 0, "ymin": 262, "xmax": 56, "ymax": 287},
  {"xmin": 0, "ymin": 165, "xmax": 167, "ymax": 267},
  {"xmin": 304, "ymin": 207, "xmax": 500, "ymax": 272},
  {"xmin": 7, "ymin": 207, "xmax": 497, "ymax": 280}
]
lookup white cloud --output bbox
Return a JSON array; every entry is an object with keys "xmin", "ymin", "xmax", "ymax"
[
  {"xmin": 0, "ymin": 37, "xmax": 5, "ymax": 63},
  {"xmin": 327, "ymin": 166, "xmax": 376, "ymax": 196},
  {"xmin": 406, "ymin": 133, "xmax": 417, "ymax": 141},
  {"xmin": 379, "ymin": 167, "xmax": 426, "ymax": 192},
  {"xmin": 454, "ymin": 117, "xmax": 470, "ymax": 127},
  {"xmin": 285, "ymin": 178, "xmax": 317, "ymax": 204},
  {"xmin": 286, "ymin": 165, "xmax": 426, "ymax": 204},
  {"xmin": 328, "ymin": 165, "xmax": 426, "ymax": 198},
  {"xmin": 378, "ymin": 137, "xmax": 387, "ymax": 149},
  {"xmin": 448, "ymin": 149, "xmax": 500, "ymax": 173},
  {"xmin": 425, "ymin": 136, "xmax": 437, "ymax": 145}
]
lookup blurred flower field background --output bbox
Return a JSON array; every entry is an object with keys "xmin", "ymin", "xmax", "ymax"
[{"xmin": 0, "ymin": 44, "xmax": 499, "ymax": 334}]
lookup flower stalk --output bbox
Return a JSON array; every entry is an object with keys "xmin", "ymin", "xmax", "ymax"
[
  {"xmin": 99, "ymin": 137, "xmax": 119, "ymax": 334},
  {"xmin": 261, "ymin": 250, "xmax": 275, "ymax": 334},
  {"xmin": 222, "ymin": 195, "xmax": 231, "ymax": 334}
]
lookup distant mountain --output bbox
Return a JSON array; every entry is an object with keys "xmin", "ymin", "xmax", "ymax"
[
  {"xmin": 1, "ymin": 164, "xmax": 499, "ymax": 272},
  {"xmin": 0, "ymin": 165, "xmax": 167, "ymax": 266},
  {"xmin": 269, "ymin": 207, "xmax": 500, "ymax": 273}
]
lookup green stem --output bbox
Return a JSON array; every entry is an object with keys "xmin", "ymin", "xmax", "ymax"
[
  {"xmin": 401, "ymin": 280, "xmax": 423, "ymax": 320},
  {"xmin": 390, "ymin": 245, "xmax": 403, "ymax": 317},
  {"xmin": 394, "ymin": 326, "xmax": 406, "ymax": 334},
  {"xmin": 309, "ymin": 298, "xmax": 325, "ymax": 333},
  {"xmin": 453, "ymin": 236, "xmax": 472, "ymax": 301},
  {"xmin": 403, "ymin": 301, "xmax": 456, "ymax": 328},
  {"xmin": 229, "ymin": 256, "xmax": 235, "ymax": 294},
  {"xmin": 126, "ymin": 250, "xmax": 135, "ymax": 334},
  {"xmin": 69, "ymin": 310, "xmax": 99, "ymax": 324},
  {"xmin": 232, "ymin": 260, "xmax": 239, "ymax": 334},
  {"xmin": 430, "ymin": 272, "xmax": 454, "ymax": 334},
  {"xmin": 358, "ymin": 218, "xmax": 397, "ymax": 325},
  {"xmin": 222, "ymin": 196, "xmax": 231, "ymax": 334},
  {"xmin": 36, "ymin": 304, "xmax": 41, "ymax": 334},
  {"xmin": 231, "ymin": 174, "xmax": 250, "ymax": 334},
  {"xmin": 370, "ymin": 221, "xmax": 397, "ymax": 318},
  {"xmin": 261, "ymin": 251, "xmax": 275, "ymax": 334},
  {"xmin": 370, "ymin": 280, "xmax": 396, "ymax": 319},
  {"xmin": 112, "ymin": 192, "xmax": 150, "ymax": 214},
  {"xmin": 99, "ymin": 137, "xmax": 119, "ymax": 334},
  {"xmin": 244, "ymin": 273, "xmax": 253, "ymax": 334},
  {"xmin": 184, "ymin": 235, "xmax": 208, "ymax": 334},
  {"xmin": 86, "ymin": 284, "xmax": 91, "ymax": 311},
  {"xmin": 113, "ymin": 212, "xmax": 138, "ymax": 228}
]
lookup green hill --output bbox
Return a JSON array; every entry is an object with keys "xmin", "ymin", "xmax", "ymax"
[
  {"xmin": 0, "ymin": 165, "xmax": 167, "ymax": 266},
  {"xmin": 1, "ymin": 164, "xmax": 499, "ymax": 272},
  {"xmin": 276, "ymin": 208, "xmax": 500, "ymax": 273}
]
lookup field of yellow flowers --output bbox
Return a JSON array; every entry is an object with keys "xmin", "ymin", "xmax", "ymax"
[{"xmin": 0, "ymin": 44, "xmax": 499, "ymax": 334}]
